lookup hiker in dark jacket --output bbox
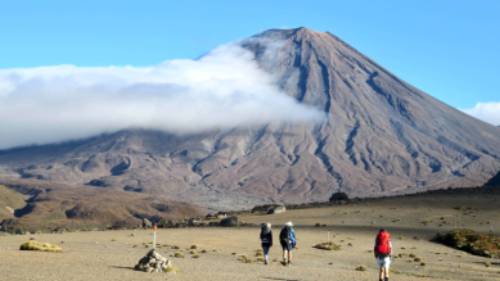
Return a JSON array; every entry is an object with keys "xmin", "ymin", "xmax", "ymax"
[
  {"xmin": 374, "ymin": 229, "xmax": 392, "ymax": 281},
  {"xmin": 279, "ymin": 221, "xmax": 296, "ymax": 265},
  {"xmin": 260, "ymin": 223, "xmax": 273, "ymax": 265}
]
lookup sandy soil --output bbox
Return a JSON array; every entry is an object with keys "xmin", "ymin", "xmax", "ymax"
[{"xmin": 0, "ymin": 226, "xmax": 499, "ymax": 281}]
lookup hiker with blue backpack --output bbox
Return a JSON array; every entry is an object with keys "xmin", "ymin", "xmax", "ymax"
[
  {"xmin": 374, "ymin": 229, "xmax": 392, "ymax": 281},
  {"xmin": 279, "ymin": 221, "xmax": 297, "ymax": 265}
]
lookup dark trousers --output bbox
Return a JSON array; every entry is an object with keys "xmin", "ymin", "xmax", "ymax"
[{"xmin": 262, "ymin": 243, "xmax": 271, "ymax": 255}]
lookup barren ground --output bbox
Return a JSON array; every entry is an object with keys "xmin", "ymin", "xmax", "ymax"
[{"xmin": 1, "ymin": 192, "xmax": 499, "ymax": 281}]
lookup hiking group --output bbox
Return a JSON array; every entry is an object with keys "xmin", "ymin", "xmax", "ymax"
[
  {"xmin": 260, "ymin": 221, "xmax": 296, "ymax": 265},
  {"xmin": 259, "ymin": 223, "xmax": 392, "ymax": 281}
]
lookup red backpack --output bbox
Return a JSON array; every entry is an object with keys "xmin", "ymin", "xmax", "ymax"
[{"xmin": 375, "ymin": 230, "xmax": 391, "ymax": 255}]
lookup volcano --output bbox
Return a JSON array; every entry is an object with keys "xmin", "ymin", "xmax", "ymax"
[{"xmin": 1, "ymin": 27, "xmax": 499, "ymax": 213}]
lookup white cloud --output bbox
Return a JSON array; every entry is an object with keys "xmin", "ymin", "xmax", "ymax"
[
  {"xmin": 462, "ymin": 102, "xmax": 500, "ymax": 126},
  {"xmin": 0, "ymin": 43, "xmax": 324, "ymax": 149}
]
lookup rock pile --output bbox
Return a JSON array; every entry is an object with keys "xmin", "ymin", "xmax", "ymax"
[{"xmin": 134, "ymin": 249, "xmax": 173, "ymax": 273}]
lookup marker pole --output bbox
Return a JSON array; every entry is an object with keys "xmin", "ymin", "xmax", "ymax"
[{"xmin": 153, "ymin": 224, "xmax": 157, "ymax": 249}]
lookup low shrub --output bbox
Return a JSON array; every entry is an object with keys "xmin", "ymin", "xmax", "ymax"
[
  {"xmin": 19, "ymin": 240, "xmax": 62, "ymax": 253},
  {"xmin": 355, "ymin": 265, "xmax": 366, "ymax": 271},
  {"xmin": 434, "ymin": 229, "xmax": 499, "ymax": 258},
  {"xmin": 313, "ymin": 241, "xmax": 341, "ymax": 251}
]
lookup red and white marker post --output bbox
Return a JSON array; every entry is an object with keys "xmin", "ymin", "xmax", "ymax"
[{"xmin": 152, "ymin": 224, "xmax": 157, "ymax": 249}]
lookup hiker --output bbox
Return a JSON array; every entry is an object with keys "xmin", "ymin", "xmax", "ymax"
[
  {"xmin": 259, "ymin": 223, "xmax": 273, "ymax": 265},
  {"xmin": 374, "ymin": 229, "xmax": 392, "ymax": 281},
  {"xmin": 279, "ymin": 221, "xmax": 297, "ymax": 265}
]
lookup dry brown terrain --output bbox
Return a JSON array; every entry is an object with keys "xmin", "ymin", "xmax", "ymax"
[
  {"xmin": 1, "ymin": 192, "xmax": 499, "ymax": 281},
  {"xmin": 0, "ymin": 228, "xmax": 498, "ymax": 281},
  {"xmin": 0, "ymin": 180, "xmax": 203, "ymax": 232},
  {"xmin": 241, "ymin": 189, "xmax": 500, "ymax": 235}
]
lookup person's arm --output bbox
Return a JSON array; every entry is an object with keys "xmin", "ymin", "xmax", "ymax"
[{"xmin": 269, "ymin": 232, "xmax": 273, "ymax": 247}]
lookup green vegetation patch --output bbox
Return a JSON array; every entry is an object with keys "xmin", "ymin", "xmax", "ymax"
[
  {"xmin": 19, "ymin": 240, "xmax": 63, "ymax": 253},
  {"xmin": 434, "ymin": 229, "xmax": 499, "ymax": 258}
]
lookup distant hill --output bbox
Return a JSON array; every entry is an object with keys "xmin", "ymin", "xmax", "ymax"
[{"xmin": 0, "ymin": 178, "xmax": 202, "ymax": 232}]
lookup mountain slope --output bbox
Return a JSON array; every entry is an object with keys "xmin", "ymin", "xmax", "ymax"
[{"xmin": 0, "ymin": 27, "xmax": 499, "ymax": 211}]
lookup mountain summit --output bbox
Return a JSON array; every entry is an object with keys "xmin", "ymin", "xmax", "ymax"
[{"xmin": 1, "ymin": 27, "xmax": 499, "ymax": 211}]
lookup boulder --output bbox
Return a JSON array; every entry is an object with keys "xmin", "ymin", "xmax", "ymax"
[
  {"xmin": 251, "ymin": 204, "xmax": 287, "ymax": 215},
  {"xmin": 268, "ymin": 205, "xmax": 286, "ymax": 214},
  {"xmin": 329, "ymin": 192, "xmax": 349, "ymax": 203},
  {"xmin": 134, "ymin": 249, "xmax": 173, "ymax": 273},
  {"xmin": 220, "ymin": 216, "xmax": 239, "ymax": 227}
]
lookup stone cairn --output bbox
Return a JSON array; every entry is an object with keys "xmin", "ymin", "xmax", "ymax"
[{"xmin": 134, "ymin": 249, "xmax": 172, "ymax": 273}]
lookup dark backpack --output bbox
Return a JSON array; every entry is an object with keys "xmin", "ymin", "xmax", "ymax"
[{"xmin": 280, "ymin": 227, "xmax": 290, "ymax": 242}]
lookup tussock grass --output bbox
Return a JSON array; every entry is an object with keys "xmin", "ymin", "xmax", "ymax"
[
  {"xmin": 174, "ymin": 252, "xmax": 184, "ymax": 258},
  {"xmin": 165, "ymin": 264, "xmax": 178, "ymax": 273},
  {"xmin": 355, "ymin": 265, "xmax": 366, "ymax": 271},
  {"xmin": 313, "ymin": 241, "xmax": 341, "ymax": 251},
  {"xmin": 255, "ymin": 249, "xmax": 263, "ymax": 257},
  {"xmin": 19, "ymin": 240, "xmax": 62, "ymax": 253},
  {"xmin": 237, "ymin": 255, "xmax": 252, "ymax": 263}
]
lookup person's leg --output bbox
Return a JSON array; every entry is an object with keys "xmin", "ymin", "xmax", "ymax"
[
  {"xmin": 282, "ymin": 249, "xmax": 287, "ymax": 263},
  {"xmin": 384, "ymin": 265, "xmax": 390, "ymax": 281},
  {"xmin": 263, "ymin": 245, "xmax": 269, "ymax": 264},
  {"xmin": 288, "ymin": 250, "xmax": 292, "ymax": 264},
  {"xmin": 378, "ymin": 267, "xmax": 384, "ymax": 281}
]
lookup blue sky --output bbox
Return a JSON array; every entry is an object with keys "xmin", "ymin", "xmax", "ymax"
[{"xmin": 1, "ymin": 0, "xmax": 499, "ymax": 118}]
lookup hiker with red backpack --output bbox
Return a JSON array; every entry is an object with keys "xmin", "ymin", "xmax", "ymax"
[{"xmin": 374, "ymin": 229, "xmax": 392, "ymax": 281}]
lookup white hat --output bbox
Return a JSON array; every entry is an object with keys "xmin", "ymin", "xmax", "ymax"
[{"xmin": 285, "ymin": 221, "xmax": 293, "ymax": 227}]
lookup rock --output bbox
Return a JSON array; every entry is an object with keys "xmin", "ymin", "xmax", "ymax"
[
  {"xmin": 134, "ymin": 249, "xmax": 173, "ymax": 273},
  {"xmin": 269, "ymin": 205, "xmax": 286, "ymax": 214},
  {"xmin": 251, "ymin": 204, "xmax": 286, "ymax": 215},
  {"xmin": 215, "ymin": 212, "xmax": 228, "ymax": 219},
  {"xmin": 220, "ymin": 216, "xmax": 239, "ymax": 227},
  {"xmin": 329, "ymin": 192, "xmax": 349, "ymax": 203},
  {"xmin": 188, "ymin": 217, "xmax": 202, "ymax": 226}
]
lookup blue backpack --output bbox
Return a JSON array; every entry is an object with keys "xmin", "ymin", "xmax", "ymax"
[{"xmin": 289, "ymin": 228, "xmax": 297, "ymax": 248}]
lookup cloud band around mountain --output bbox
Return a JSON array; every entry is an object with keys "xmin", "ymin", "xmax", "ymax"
[
  {"xmin": 0, "ymin": 43, "xmax": 324, "ymax": 149},
  {"xmin": 462, "ymin": 102, "xmax": 500, "ymax": 126}
]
